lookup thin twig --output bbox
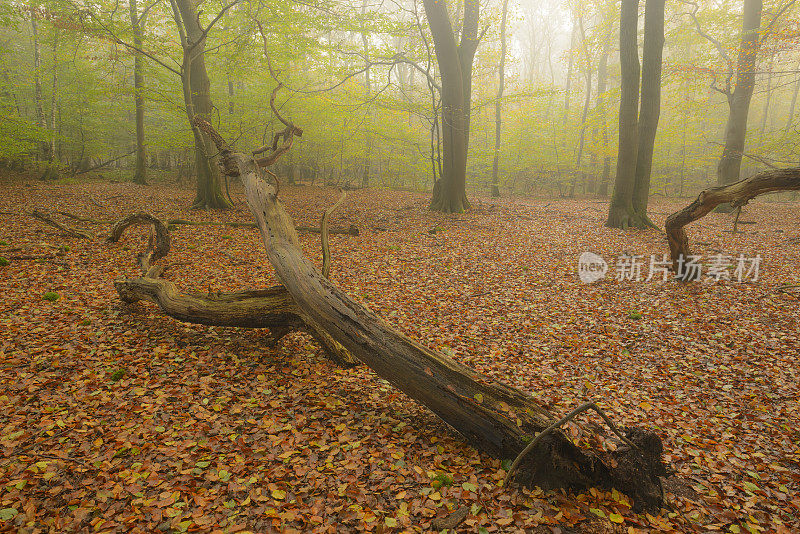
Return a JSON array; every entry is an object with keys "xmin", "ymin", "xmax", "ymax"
[{"xmin": 503, "ymin": 401, "xmax": 638, "ymax": 487}]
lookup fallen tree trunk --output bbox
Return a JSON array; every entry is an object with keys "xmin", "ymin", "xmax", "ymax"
[
  {"xmin": 191, "ymin": 116, "xmax": 667, "ymax": 510},
  {"xmin": 666, "ymin": 167, "xmax": 800, "ymax": 276}
]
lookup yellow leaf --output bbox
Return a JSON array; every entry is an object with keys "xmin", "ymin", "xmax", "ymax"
[
  {"xmin": 474, "ymin": 393, "xmax": 483, "ymax": 403},
  {"xmin": 271, "ymin": 489, "xmax": 286, "ymax": 500},
  {"xmin": 609, "ymin": 513, "xmax": 624, "ymax": 523}
]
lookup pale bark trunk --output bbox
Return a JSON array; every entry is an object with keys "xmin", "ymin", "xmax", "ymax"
[
  {"xmin": 490, "ymin": 0, "xmax": 509, "ymax": 198},
  {"xmin": 129, "ymin": 0, "xmax": 147, "ymax": 184}
]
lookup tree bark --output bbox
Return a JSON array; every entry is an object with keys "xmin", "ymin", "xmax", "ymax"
[
  {"xmin": 188, "ymin": 116, "xmax": 668, "ymax": 511},
  {"xmin": 716, "ymin": 0, "xmax": 763, "ymax": 187},
  {"xmin": 596, "ymin": 43, "xmax": 612, "ymax": 197},
  {"xmin": 129, "ymin": 0, "xmax": 147, "ymax": 185},
  {"xmin": 424, "ymin": 0, "xmax": 476, "ymax": 212},
  {"xmin": 172, "ymin": 0, "xmax": 231, "ymax": 210},
  {"xmin": 606, "ymin": 0, "xmax": 640, "ymax": 228},
  {"xmin": 785, "ymin": 60, "xmax": 800, "ymax": 133},
  {"xmin": 31, "ymin": 0, "xmax": 49, "ymax": 162},
  {"xmin": 571, "ymin": 16, "xmax": 592, "ymax": 197},
  {"xmin": 665, "ymin": 167, "xmax": 800, "ymax": 274},
  {"xmin": 631, "ymin": 0, "xmax": 666, "ymax": 226},
  {"xmin": 490, "ymin": 0, "xmax": 509, "ymax": 198}
]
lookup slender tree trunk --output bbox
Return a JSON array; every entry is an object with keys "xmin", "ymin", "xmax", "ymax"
[
  {"xmin": 31, "ymin": 1, "xmax": 48, "ymax": 161},
  {"xmin": 597, "ymin": 43, "xmax": 611, "ymax": 197},
  {"xmin": 785, "ymin": 60, "xmax": 800, "ymax": 132},
  {"xmin": 564, "ymin": 16, "xmax": 576, "ymax": 120},
  {"xmin": 48, "ymin": 29, "xmax": 58, "ymax": 163},
  {"xmin": 173, "ymin": 0, "xmax": 231, "ymax": 210},
  {"xmin": 129, "ymin": 0, "xmax": 147, "ymax": 184},
  {"xmin": 572, "ymin": 16, "xmax": 592, "ymax": 197},
  {"xmin": 606, "ymin": 0, "xmax": 640, "ymax": 228},
  {"xmin": 756, "ymin": 56, "xmax": 773, "ymax": 154},
  {"xmin": 490, "ymin": 0, "xmax": 509, "ymax": 198},
  {"xmin": 716, "ymin": 0, "xmax": 763, "ymax": 186},
  {"xmin": 630, "ymin": 0, "xmax": 665, "ymax": 226},
  {"xmin": 361, "ymin": 0, "xmax": 373, "ymax": 189}
]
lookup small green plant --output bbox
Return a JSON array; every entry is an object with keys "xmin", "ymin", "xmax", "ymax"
[
  {"xmin": 628, "ymin": 310, "xmax": 643, "ymax": 320},
  {"xmin": 0, "ymin": 240, "xmax": 7, "ymax": 246},
  {"xmin": 79, "ymin": 319, "xmax": 91, "ymax": 326},
  {"xmin": 110, "ymin": 368, "xmax": 126, "ymax": 381},
  {"xmin": 500, "ymin": 459, "xmax": 513, "ymax": 471},
  {"xmin": 43, "ymin": 292, "xmax": 60, "ymax": 301},
  {"xmin": 388, "ymin": 245, "xmax": 400, "ymax": 251},
  {"xmin": 59, "ymin": 245, "xmax": 70, "ymax": 253},
  {"xmin": 221, "ymin": 235, "xmax": 232, "ymax": 240},
  {"xmin": 0, "ymin": 257, "xmax": 8, "ymax": 267},
  {"xmin": 431, "ymin": 472, "xmax": 453, "ymax": 488}
]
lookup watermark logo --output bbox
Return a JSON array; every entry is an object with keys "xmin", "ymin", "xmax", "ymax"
[
  {"xmin": 578, "ymin": 252, "xmax": 761, "ymax": 284},
  {"xmin": 578, "ymin": 252, "xmax": 608, "ymax": 284}
]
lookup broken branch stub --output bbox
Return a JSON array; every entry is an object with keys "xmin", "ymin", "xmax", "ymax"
[
  {"xmin": 666, "ymin": 168, "xmax": 800, "ymax": 278},
  {"xmin": 193, "ymin": 115, "xmax": 668, "ymax": 510}
]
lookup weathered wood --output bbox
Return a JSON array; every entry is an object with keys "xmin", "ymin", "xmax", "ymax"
[
  {"xmin": 115, "ymin": 277, "xmax": 302, "ymax": 330},
  {"xmin": 107, "ymin": 212, "xmax": 170, "ymax": 272},
  {"xmin": 31, "ymin": 210, "xmax": 93, "ymax": 239},
  {"xmin": 666, "ymin": 167, "xmax": 800, "ymax": 275},
  {"xmin": 195, "ymin": 116, "xmax": 667, "ymax": 510}
]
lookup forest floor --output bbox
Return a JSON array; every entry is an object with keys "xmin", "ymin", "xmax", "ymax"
[{"xmin": 0, "ymin": 175, "xmax": 798, "ymax": 533}]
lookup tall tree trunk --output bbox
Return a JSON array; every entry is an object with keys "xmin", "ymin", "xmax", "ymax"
[
  {"xmin": 571, "ymin": 16, "xmax": 592, "ymax": 197},
  {"xmin": 48, "ymin": 29, "xmax": 58, "ymax": 163},
  {"xmin": 596, "ymin": 43, "xmax": 611, "ymax": 197},
  {"xmin": 424, "ymin": 0, "xmax": 478, "ymax": 212},
  {"xmin": 490, "ymin": 0, "xmax": 509, "ymax": 198},
  {"xmin": 129, "ymin": 0, "xmax": 147, "ymax": 185},
  {"xmin": 716, "ymin": 0, "xmax": 763, "ymax": 186},
  {"xmin": 564, "ymin": 16, "xmax": 576, "ymax": 120},
  {"xmin": 756, "ymin": 55, "xmax": 773, "ymax": 155},
  {"xmin": 631, "ymin": 0, "xmax": 665, "ymax": 227},
  {"xmin": 785, "ymin": 60, "xmax": 800, "ymax": 133},
  {"xmin": 360, "ymin": 0, "xmax": 372, "ymax": 189},
  {"xmin": 173, "ymin": 0, "xmax": 231, "ymax": 210},
  {"xmin": 31, "ymin": 1, "xmax": 48, "ymax": 161},
  {"xmin": 606, "ymin": 0, "xmax": 640, "ymax": 228}
]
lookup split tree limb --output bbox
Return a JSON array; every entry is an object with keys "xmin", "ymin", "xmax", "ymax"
[
  {"xmin": 665, "ymin": 168, "xmax": 800, "ymax": 276},
  {"xmin": 321, "ymin": 190, "xmax": 347, "ymax": 278},
  {"xmin": 193, "ymin": 115, "xmax": 667, "ymax": 510},
  {"xmin": 31, "ymin": 210, "xmax": 93, "ymax": 239}
]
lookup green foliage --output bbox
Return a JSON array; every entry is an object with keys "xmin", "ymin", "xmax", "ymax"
[
  {"xmin": 431, "ymin": 472, "xmax": 453, "ymax": 488},
  {"xmin": 110, "ymin": 368, "xmax": 126, "ymax": 381},
  {"xmin": 42, "ymin": 291, "xmax": 59, "ymax": 301},
  {"xmin": 0, "ymin": 240, "xmax": 8, "ymax": 245},
  {"xmin": 0, "ymin": 257, "xmax": 8, "ymax": 267},
  {"xmin": 629, "ymin": 310, "xmax": 643, "ymax": 320}
]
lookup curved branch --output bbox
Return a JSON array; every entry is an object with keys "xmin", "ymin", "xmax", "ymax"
[
  {"xmin": 321, "ymin": 190, "xmax": 347, "ymax": 278},
  {"xmin": 665, "ymin": 167, "xmax": 800, "ymax": 276},
  {"xmin": 107, "ymin": 212, "xmax": 170, "ymax": 273}
]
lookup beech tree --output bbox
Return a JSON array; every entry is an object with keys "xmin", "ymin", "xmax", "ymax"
[
  {"xmin": 606, "ymin": 0, "xmax": 665, "ymax": 229},
  {"xmin": 128, "ymin": 0, "xmax": 147, "ymax": 185},
  {"xmin": 170, "ymin": 0, "xmax": 233, "ymax": 210},
  {"xmin": 422, "ymin": 0, "xmax": 482, "ymax": 212}
]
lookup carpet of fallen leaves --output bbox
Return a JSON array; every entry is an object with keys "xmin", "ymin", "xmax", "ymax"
[{"xmin": 0, "ymin": 174, "xmax": 798, "ymax": 534}]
